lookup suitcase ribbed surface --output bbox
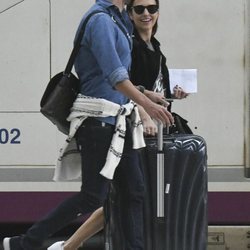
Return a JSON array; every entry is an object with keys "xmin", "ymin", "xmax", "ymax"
[
  {"xmin": 104, "ymin": 134, "xmax": 208, "ymax": 250},
  {"xmin": 144, "ymin": 134, "xmax": 207, "ymax": 250}
]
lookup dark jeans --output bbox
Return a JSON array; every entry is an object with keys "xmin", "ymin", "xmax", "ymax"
[{"xmin": 20, "ymin": 119, "xmax": 145, "ymax": 250}]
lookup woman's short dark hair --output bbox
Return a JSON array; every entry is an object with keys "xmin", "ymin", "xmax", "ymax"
[{"xmin": 127, "ymin": 0, "xmax": 159, "ymax": 35}]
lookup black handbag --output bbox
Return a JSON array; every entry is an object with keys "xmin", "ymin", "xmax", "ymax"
[
  {"xmin": 169, "ymin": 112, "xmax": 193, "ymax": 134},
  {"xmin": 40, "ymin": 10, "xmax": 104, "ymax": 135}
]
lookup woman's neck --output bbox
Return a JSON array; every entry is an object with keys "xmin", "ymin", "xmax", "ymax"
[{"xmin": 137, "ymin": 29, "xmax": 152, "ymax": 43}]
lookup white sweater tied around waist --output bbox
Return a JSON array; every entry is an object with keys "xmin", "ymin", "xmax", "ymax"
[{"xmin": 53, "ymin": 94, "xmax": 145, "ymax": 181}]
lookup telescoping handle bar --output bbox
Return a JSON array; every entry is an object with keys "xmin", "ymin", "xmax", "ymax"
[
  {"xmin": 156, "ymin": 97, "xmax": 173, "ymax": 217},
  {"xmin": 157, "ymin": 122, "xmax": 165, "ymax": 218}
]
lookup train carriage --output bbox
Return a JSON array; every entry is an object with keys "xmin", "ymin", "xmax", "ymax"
[{"xmin": 0, "ymin": 0, "xmax": 250, "ymax": 249}]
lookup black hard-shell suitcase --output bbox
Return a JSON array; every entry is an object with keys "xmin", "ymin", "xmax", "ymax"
[{"xmin": 104, "ymin": 130, "xmax": 208, "ymax": 250}]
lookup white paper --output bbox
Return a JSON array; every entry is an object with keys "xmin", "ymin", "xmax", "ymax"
[{"xmin": 169, "ymin": 69, "xmax": 197, "ymax": 94}]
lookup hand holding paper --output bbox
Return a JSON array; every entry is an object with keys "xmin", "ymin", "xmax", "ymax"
[{"xmin": 169, "ymin": 69, "xmax": 198, "ymax": 94}]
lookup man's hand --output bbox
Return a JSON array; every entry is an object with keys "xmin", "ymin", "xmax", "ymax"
[
  {"xmin": 115, "ymin": 80, "xmax": 174, "ymax": 126},
  {"xmin": 143, "ymin": 90, "xmax": 174, "ymax": 126},
  {"xmin": 143, "ymin": 101, "xmax": 174, "ymax": 127}
]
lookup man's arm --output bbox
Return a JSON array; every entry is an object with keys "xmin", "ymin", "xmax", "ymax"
[{"xmin": 115, "ymin": 79, "xmax": 174, "ymax": 126}]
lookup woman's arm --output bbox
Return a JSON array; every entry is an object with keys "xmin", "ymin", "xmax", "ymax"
[{"xmin": 138, "ymin": 105, "xmax": 157, "ymax": 136}]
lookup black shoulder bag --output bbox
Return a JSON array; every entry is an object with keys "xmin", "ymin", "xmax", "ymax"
[{"xmin": 40, "ymin": 11, "xmax": 104, "ymax": 135}]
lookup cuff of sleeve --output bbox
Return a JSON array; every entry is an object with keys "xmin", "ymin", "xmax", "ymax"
[{"xmin": 108, "ymin": 67, "xmax": 129, "ymax": 87}]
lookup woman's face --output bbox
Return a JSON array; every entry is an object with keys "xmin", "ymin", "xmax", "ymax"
[{"xmin": 129, "ymin": 0, "xmax": 159, "ymax": 34}]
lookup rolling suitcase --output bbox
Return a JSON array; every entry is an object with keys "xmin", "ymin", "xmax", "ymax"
[{"xmin": 104, "ymin": 126, "xmax": 208, "ymax": 250}]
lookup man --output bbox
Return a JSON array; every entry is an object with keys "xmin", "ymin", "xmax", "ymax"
[{"xmin": 3, "ymin": 1, "xmax": 173, "ymax": 249}]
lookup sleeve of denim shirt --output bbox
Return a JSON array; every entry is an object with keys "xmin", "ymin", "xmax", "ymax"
[{"xmin": 84, "ymin": 13, "xmax": 130, "ymax": 87}]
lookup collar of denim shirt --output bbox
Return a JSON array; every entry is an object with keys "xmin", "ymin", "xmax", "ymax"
[{"xmin": 96, "ymin": 0, "xmax": 133, "ymax": 41}]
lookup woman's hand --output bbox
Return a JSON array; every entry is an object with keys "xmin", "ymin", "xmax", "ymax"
[
  {"xmin": 143, "ymin": 117, "xmax": 157, "ymax": 136},
  {"xmin": 173, "ymin": 85, "xmax": 189, "ymax": 99},
  {"xmin": 138, "ymin": 105, "xmax": 157, "ymax": 136},
  {"xmin": 144, "ymin": 90, "xmax": 169, "ymax": 107}
]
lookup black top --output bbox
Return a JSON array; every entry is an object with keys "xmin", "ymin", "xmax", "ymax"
[{"xmin": 130, "ymin": 29, "xmax": 172, "ymax": 98}]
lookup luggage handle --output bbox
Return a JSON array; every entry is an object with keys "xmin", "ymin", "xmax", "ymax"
[
  {"xmin": 157, "ymin": 121, "xmax": 168, "ymax": 218},
  {"xmin": 156, "ymin": 101, "xmax": 171, "ymax": 218},
  {"xmin": 156, "ymin": 98, "xmax": 173, "ymax": 149},
  {"xmin": 155, "ymin": 95, "xmax": 173, "ymax": 217}
]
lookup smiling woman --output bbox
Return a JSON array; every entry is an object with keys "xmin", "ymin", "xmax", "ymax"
[
  {"xmin": 127, "ymin": 0, "xmax": 159, "ymax": 38},
  {"xmin": 126, "ymin": 0, "xmax": 188, "ymax": 136},
  {"xmin": 127, "ymin": 0, "xmax": 188, "ymax": 99}
]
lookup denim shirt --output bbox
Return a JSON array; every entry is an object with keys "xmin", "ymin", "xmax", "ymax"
[{"xmin": 74, "ymin": 0, "xmax": 133, "ymax": 125}]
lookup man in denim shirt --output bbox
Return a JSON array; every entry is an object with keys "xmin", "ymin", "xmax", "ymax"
[
  {"xmin": 3, "ymin": 1, "xmax": 173, "ymax": 250},
  {"xmin": 74, "ymin": 0, "xmax": 172, "ymax": 126}
]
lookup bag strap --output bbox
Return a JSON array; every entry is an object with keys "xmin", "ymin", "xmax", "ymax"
[
  {"xmin": 64, "ymin": 10, "xmax": 106, "ymax": 76},
  {"xmin": 64, "ymin": 10, "xmax": 132, "ymax": 76},
  {"xmin": 109, "ymin": 15, "xmax": 132, "ymax": 49}
]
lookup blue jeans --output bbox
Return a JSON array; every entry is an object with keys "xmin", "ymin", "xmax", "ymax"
[{"xmin": 20, "ymin": 119, "xmax": 145, "ymax": 250}]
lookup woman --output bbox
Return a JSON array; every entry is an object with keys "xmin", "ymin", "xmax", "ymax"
[
  {"xmin": 48, "ymin": 0, "xmax": 187, "ymax": 249},
  {"xmin": 129, "ymin": 0, "xmax": 188, "ymax": 136}
]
